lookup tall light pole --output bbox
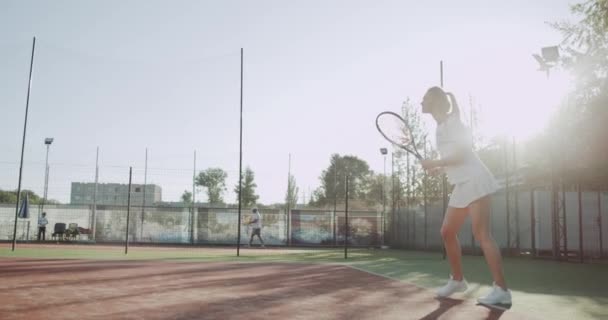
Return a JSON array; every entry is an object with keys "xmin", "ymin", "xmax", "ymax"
[
  {"xmin": 391, "ymin": 151, "xmax": 395, "ymax": 244},
  {"xmin": 287, "ymin": 153, "xmax": 292, "ymax": 246},
  {"xmin": 533, "ymin": 45, "xmax": 561, "ymax": 259},
  {"xmin": 41, "ymin": 137, "xmax": 54, "ymax": 214},
  {"xmin": 380, "ymin": 148, "xmax": 388, "ymax": 248},
  {"xmin": 12, "ymin": 37, "xmax": 36, "ymax": 251},
  {"xmin": 532, "ymin": 46, "xmax": 559, "ymax": 78}
]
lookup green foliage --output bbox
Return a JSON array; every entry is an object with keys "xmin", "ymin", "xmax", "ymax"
[
  {"xmin": 234, "ymin": 167, "xmax": 259, "ymax": 207},
  {"xmin": 181, "ymin": 190, "xmax": 192, "ymax": 204},
  {"xmin": 0, "ymin": 189, "xmax": 54, "ymax": 204},
  {"xmin": 359, "ymin": 173, "xmax": 387, "ymax": 208},
  {"xmin": 550, "ymin": 0, "xmax": 608, "ymax": 96},
  {"xmin": 0, "ymin": 190, "xmax": 17, "ymax": 204},
  {"xmin": 543, "ymin": 0, "xmax": 608, "ymax": 183},
  {"xmin": 285, "ymin": 174, "xmax": 299, "ymax": 209},
  {"xmin": 195, "ymin": 168, "xmax": 228, "ymax": 205},
  {"xmin": 393, "ymin": 99, "xmax": 444, "ymax": 207},
  {"xmin": 312, "ymin": 154, "xmax": 372, "ymax": 207}
]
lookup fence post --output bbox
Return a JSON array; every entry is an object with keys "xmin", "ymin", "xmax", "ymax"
[
  {"xmin": 578, "ymin": 183, "xmax": 584, "ymax": 262},
  {"xmin": 344, "ymin": 175, "xmax": 349, "ymax": 259},
  {"xmin": 598, "ymin": 189, "xmax": 604, "ymax": 259},
  {"xmin": 124, "ymin": 167, "xmax": 132, "ymax": 255},
  {"xmin": 531, "ymin": 189, "xmax": 536, "ymax": 257},
  {"xmin": 423, "ymin": 140, "xmax": 428, "ymax": 250}
]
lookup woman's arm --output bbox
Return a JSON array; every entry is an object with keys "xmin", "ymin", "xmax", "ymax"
[
  {"xmin": 433, "ymin": 148, "xmax": 468, "ymax": 167},
  {"xmin": 420, "ymin": 148, "xmax": 466, "ymax": 169}
]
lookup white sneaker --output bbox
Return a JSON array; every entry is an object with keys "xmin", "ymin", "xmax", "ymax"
[
  {"xmin": 436, "ymin": 275, "xmax": 468, "ymax": 297},
  {"xmin": 477, "ymin": 283, "xmax": 512, "ymax": 310}
]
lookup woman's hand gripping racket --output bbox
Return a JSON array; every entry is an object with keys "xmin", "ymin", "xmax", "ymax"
[{"xmin": 376, "ymin": 111, "xmax": 423, "ymax": 160}]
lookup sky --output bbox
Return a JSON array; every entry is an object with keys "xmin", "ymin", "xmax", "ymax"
[{"xmin": 0, "ymin": 0, "xmax": 575, "ymax": 204}]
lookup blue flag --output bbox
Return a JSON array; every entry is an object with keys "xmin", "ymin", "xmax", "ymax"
[{"xmin": 18, "ymin": 193, "xmax": 30, "ymax": 219}]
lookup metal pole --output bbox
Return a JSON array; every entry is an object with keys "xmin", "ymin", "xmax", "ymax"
[
  {"xmin": 125, "ymin": 167, "xmax": 132, "ymax": 255},
  {"xmin": 396, "ymin": 162, "xmax": 401, "ymax": 246},
  {"xmin": 513, "ymin": 137, "xmax": 520, "ymax": 253},
  {"xmin": 26, "ymin": 221, "xmax": 30, "ymax": 242},
  {"xmin": 41, "ymin": 143, "xmax": 50, "ymax": 213},
  {"xmin": 411, "ymin": 166, "xmax": 416, "ymax": 247},
  {"xmin": 382, "ymin": 154, "xmax": 387, "ymax": 247},
  {"xmin": 562, "ymin": 181, "xmax": 568, "ymax": 258},
  {"xmin": 391, "ymin": 152, "xmax": 395, "ymax": 243},
  {"xmin": 344, "ymin": 175, "xmax": 349, "ymax": 259},
  {"xmin": 440, "ymin": 60, "xmax": 448, "ymax": 258},
  {"xmin": 598, "ymin": 189, "xmax": 604, "ymax": 259},
  {"xmin": 531, "ymin": 189, "xmax": 536, "ymax": 257},
  {"xmin": 551, "ymin": 145, "xmax": 560, "ymax": 259},
  {"xmin": 193, "ymin": 150, "xmax": 196, "ymax": 206},
  {"xmin": 12, "ymin": 37, "xmax": 36, "ymax": 252},
  {"xmin": 406, "ymin": 151, "xmax": 410, "ymax": 248},
  {"xmin": 140, "ymin": 148, "xmax": 148, "ymax": 241},
  {"xmin": 440, "ymin": 60, "xmax": 444, "ymax": 88},
  {"xmin": 552, "ymin": 182, "xmax": 559, "ymax": 259},
  {"xmin": 562, "ymin": 98, "xmax": 570, "ymax": 260},
  {"xmin": 92, "ymin": 147, "xmax": 99, "ymax": 241},
  {"xmin": 286, "ymin": 153, "xmax": 291, "ymax": 246},
  {"xmin": 469, "ymin": 96, "xmax": 476, "ymax": 254},
  {"xmin": 236, "ymin": 48, "xmax": 244, "ymax": 257},
  {"xmin": 333, "ymin": 166, "xmax": 338, "ymax": 245},
  {"xmin": 578, "ymin": 182, "xmax": 583, "ymax": 262},
  {"xmin": 191, "ymin": 150, "xmax": 196, "ymax": 244},
  {"xmin": 505, "ymin": 139, "xmax": 511, "ymax": 255},
  {"xmin": 423, "ymin": 139, "xmax": 428, "ymax": 250}
]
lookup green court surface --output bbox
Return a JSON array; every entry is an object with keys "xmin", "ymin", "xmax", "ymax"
[{"xmin": 1, "ymin": 245, "xmax": 606, "ymax": 320}]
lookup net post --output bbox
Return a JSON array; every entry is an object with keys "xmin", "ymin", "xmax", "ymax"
[
  {"xmin": 344, "ymin": 175, "xmax": 349, "ymax": 259},
  {"xmin": 125, "ymin": 167, "xmax": 132, "ymax": 255},
  {"xmin": 578, "ymin": 182, "xmax": 584, "ymax": 262},
  {"xmin": 12, "ymin": 37, "xmax": 36, "ymax": 252},
  {"xmin": 236, "ymin": 48, "xmax": 244, "ymax": 257}
]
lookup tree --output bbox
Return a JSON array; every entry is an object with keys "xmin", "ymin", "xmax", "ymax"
[
  {"xmin": 195, "ymin": 168, "xmax": 227, "ymax": 205},
  {"xmin": 359, "ymin": 172, "xmax": 387, "ymax": 208},
  {"xmin": 181, "ymin": 190, "xmax": 192, "ymax": 204},
  {"xmin": 545, "ymin": 0, "xmax": 608, "ymax": 182},
  {"xmin": 0, "ymin": 189, "xmax": 47, "ymax": 204},
  {"xmin": 235, "ymin": 167, "xmax": 259, "ymax": 207},
  {"xmin": 550, "ymin": 0, "xmax": 608, "ymax": 98},
  {"xmin": 311, "ymin": 154, "xmax": 372, "ymax": 207},
  {"xmin": 0, "ymin": 190, "xmax": 17, "ymax": 204},
  {"xmin": 285, "ymin": 174, "xmax": 299, "ymax": 209},
  {"xmin": 391, "ymin": 99, "xmax": 445, "ymax": 207}
]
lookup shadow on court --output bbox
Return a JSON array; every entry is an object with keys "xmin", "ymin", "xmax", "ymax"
[{"xmin": 0, "ymin": 258, "xmax": 532, "ymax": 320}]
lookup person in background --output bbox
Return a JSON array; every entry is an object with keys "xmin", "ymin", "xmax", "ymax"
[
  {"xmin": 38, "ymin": 212, "xmax": 48, "ymax": 241},
  {"xmin": 248, "ymin": 208, "xmax": 265, "ymax": 248}
]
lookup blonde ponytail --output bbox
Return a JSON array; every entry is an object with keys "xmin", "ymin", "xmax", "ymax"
[{"xmin": 445, "ymin": 92, "xmax": 460, "ymax": 119}]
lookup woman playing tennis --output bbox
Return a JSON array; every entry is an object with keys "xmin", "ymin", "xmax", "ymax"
[{"xmin": 419, "ymin": 86, "xmax": 511, "ymax": 309}]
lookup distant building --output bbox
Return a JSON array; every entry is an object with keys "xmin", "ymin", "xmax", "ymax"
[{"xmin": 70, "ymin": 182, "xmax": 162, "ymax": 206}]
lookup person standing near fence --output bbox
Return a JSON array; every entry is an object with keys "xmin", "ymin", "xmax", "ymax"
[
  {"xmin": 37, "ymin": 212, "xmax": 48, "ymax": 241},
  {"xmin": 419, "ymin": 87, "xmax": 511, "ymax": 310},
  {"xmin": 247, "ymin": 208, "xmax": 265, "ymax": 248}
]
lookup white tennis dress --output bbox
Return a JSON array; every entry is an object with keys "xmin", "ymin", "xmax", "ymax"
[{"xmin": 436, "ymin": 113, "xmax": 499, "ymax": 208}]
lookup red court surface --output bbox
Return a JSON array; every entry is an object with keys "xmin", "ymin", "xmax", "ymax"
[{"xmin": 0, "ymin": 258, "xmax": 534, "ymax": 320}]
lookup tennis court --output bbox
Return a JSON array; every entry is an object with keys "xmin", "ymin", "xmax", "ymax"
[
  {"xmin": 1, "ymin": 244, "xmax": 606, "ymax": 320},
  {"xmin": 3, "ymin": 1, "xmax": 608, "ymax": 319}
]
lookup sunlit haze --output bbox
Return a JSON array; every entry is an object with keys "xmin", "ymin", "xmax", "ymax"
[{"xmin": 0, "ymin": 0, "xmax": 574, "ymax": 204}]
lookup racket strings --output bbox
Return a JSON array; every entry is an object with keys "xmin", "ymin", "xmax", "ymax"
[{"xmin": 376, "ymin": 112, "xmax": 423, "ymax": 160}]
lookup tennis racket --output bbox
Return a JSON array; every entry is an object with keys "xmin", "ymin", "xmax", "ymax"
[{"xmin": 375, "ymin": 111, "xmax": 423, "ymax": 160}]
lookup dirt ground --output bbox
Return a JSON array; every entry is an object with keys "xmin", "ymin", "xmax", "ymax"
[{"xmin": 0, "ymin": 258, "xmax": 534, "ymax": 320}]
